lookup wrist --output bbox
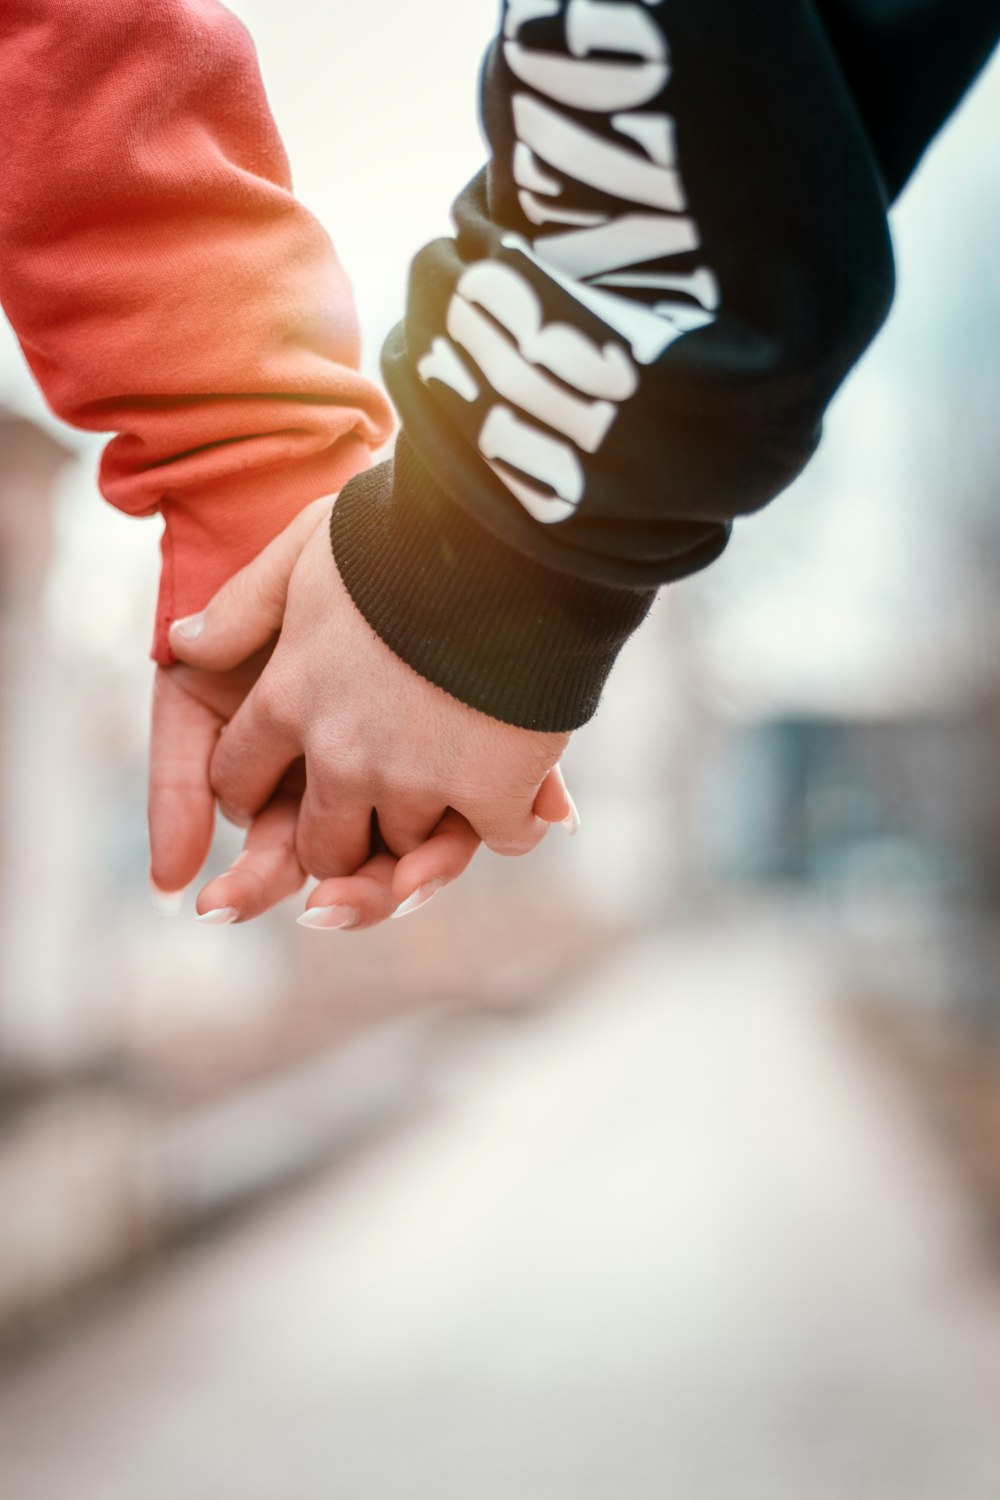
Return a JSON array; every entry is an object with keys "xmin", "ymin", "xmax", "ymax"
[{"xmin": 330, "ymin": 431, "xmax": 655, "ymax": 731}]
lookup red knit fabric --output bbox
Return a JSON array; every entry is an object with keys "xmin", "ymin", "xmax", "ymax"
[{"xmin": 0, "ymin": 0, "xmax": 394, "ymax": 658}]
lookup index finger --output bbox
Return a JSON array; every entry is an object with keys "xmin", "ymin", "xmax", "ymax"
[{"xmin": 148, "ymin": 666, "xmax": 221, "ymax": 898}]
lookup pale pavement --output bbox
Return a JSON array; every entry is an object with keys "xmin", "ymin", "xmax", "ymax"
[{"xmin": 1, "ymin": 920, "xmax": 1000, "ymax": 1500}]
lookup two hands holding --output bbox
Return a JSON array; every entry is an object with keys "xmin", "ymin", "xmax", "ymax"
[{"xmin": 148, "ymin": 497, "xmax": 577, "ymax": 931}]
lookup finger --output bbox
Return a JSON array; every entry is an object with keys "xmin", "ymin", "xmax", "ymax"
[
  {"xmin": 533, "ymin": 764, "xmax": 580, "ymax": 834},
  {"xmin": 210, "ymin": 678, "xmax": 301, "ymax": 824},
  {"xmin": 375, "ymin": 797, "xmax": 449, "ymax": 858},
  {"xmin": 390, "ymin": 808, "xmax": 480, "ymax": 917},
  {"xmin": 194, "ymin": 794, "xmax": 307, "ymax": 925},
  {"xmin": 168, "ymin": 497, "xmax": 331, "ymax": 670},
  {"xmin": 294, "ymin": 777, "xmax": 374, "ymax": 881},
  {"xmin": 297, "ymin": 853, "xmax": 399, "ymax": 932},
  {"xmin": 148, "ymin": 666, "xmax": 221, "ymax": 898},
  {"xmin": 461, "ymin": 796, "xmax": 549, "ymax": 858},
  {"xmin": 297, "ymin": 810, "xmax": 480, "ymax": 931}
]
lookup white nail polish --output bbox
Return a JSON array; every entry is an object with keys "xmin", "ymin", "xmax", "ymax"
[
  {"xmin": 297, "ymin": 905, "xmax": 358, "ymax": 931},
  {"xmin": 561, "ymin": 790, "xmax": 581, "ymax": 835},
  {"xmin": 171, "ymin": 611, "xmax": 205, "ymax": 641},
  {"xmin": 150, "ymin": 880, "xmax": 184, "ymax": 917},
  {"xmin": 392, "ymin": 881, "xmax": 444, "ymax": 920},
  {"xmin": 195, "ymin": 907, "xmax": 238, "ymax": 926}
]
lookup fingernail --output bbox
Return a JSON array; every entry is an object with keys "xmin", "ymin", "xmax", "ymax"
[
  {"xmin": 150, "ymin": 879, "xmax": 183, "ymax": 917},
  {"xmin": 392, "ymin": 881, "xmax": 444, "ymax": 920},
  {"xmin": 297, "ymin": 905, "xmax": 359, "ymax": 931},
  {"xmin": 170, "ymin": 611, "xmax": 205, "ymax": 642},
  {"xmin": 561, "ymin": 789, "xmax": 581, "ymax": 836},
  {"xmin": 195, "ymin": 906, "xmax": 238, "ymax": 926}
]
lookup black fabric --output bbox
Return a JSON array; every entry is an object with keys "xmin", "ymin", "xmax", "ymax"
[
  {"xmin": 332, "ymin": 432, "xmax": 660, "ymax": 732},
  {"xmin": 816, "ymin": 0, "xmax": 1000, "ymax": 200},
  {"xmin": 332, "ymin": 0, "xmax": 999, "ymax": 729}
]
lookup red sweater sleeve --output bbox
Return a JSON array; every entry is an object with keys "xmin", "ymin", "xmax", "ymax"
[{"xmin": 0, "ymin": 0, "xmax": 394, "ymax": 659}]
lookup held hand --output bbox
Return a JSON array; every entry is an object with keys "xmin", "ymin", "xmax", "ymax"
[
  {"xmin": 169, "ymin": 498, "xmax": 576, "ymax": 912},
  {"xmin": 152, "ymin": 676, "xmax": 482, "ymax": 926},
  {"xmin": 146, "ymin": 514, "xmax": 485, "ymax": 928},
  {"xmin": 149, "ymin": 578, "xmax": 485, "ymax": 929},
  {"xmin": 146, "ymin": 499, "xmax": 507, "ymax": 929},
  {"xmin": 148, "ymin": 650, "xmax": 273, "ymax": 903}
]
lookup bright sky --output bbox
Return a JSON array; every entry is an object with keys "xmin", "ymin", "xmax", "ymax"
[
  {"xmin": 692, "ymin": 50, "xmax": 1000, "ymax": 715},
  {"xmin": 226, "ymin": 0, "xmax": 498, "ymax": 375}
]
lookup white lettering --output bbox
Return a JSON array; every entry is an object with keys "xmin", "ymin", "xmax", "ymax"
[
  {"xmin": 650, "ymin": 301, "xmax": 716, "ymax": 336},
  {"xmin": 513, "ymin": 143, "xmax": 560, "ymax": 196},
  {"xmin": 519, "ymin": 191, "xmax": 606, "ymax": 227},
  {"xmin": 447, "ymin": 0, "xmax": 720, "ymax": 525},
  {"xmin": 513, "ymin": 93, "xmax": 685, "ymax": 212},
  {"xmin": 417, "ymin": 336, "xmax": 480, "ymax": 402},
  {"xmin": 611, "ymin": 111, "xmax": 676, "ymax": 168},
  {"xmin": 458, "ymin": 261, "xmax": 638, "ymax": 400},
  {"xmin": 504, "ymin": 44, "xmax": 669, "ymax": 112},
  {"xmin": 448, "ymin": 293, "xmax": 617, "ymax": 452},
  {"xmin": 593, "ymin": 265, "xmax": 721, "ymax": 312},
  {"xmin": 503, "ymin": 232, "xmax": 694, "ymax": 365},
  {"xmin": 480, "ymin": 405, "xmax": 582, "ymax": 523},
  {"xmin": 566, "ymin": 0, "xmax": 667, "ymax": 64},
  {"xmin": 532, "ymin": 212, "xmax": 699, "ymax": 280}
]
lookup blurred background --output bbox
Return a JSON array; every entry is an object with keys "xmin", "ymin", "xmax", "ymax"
[{"xmin": 1, "ymin": 3, "xmax": 1000, "ymax": 1496}]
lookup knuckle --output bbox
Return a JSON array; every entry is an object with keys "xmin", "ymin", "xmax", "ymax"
[
  {"xmin": 253, "ymin": 672, "xmax": 298, "ymax": 737},
  {"xmin": 487, "ymin": 836, "xmax": 536, "ymax": 858},
  {"xmin": 230, "ymin": 564, "xmax": 267, "ymax": 616},
  {"xmin": 479, "ymin": 817, "xmax": 537, "ymax": 857},
  {"xmin": 304, "ymin": 726, "xmax": 371, "ymax": 793}
]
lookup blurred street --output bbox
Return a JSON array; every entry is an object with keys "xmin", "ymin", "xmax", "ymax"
[
  {"xmin": 0, "ymin": 5, "xmax": 998, "ymax": 1498},
  {"xmin": 2, "ymin": 917, "xmax": 1000, "ymax": 1500}
]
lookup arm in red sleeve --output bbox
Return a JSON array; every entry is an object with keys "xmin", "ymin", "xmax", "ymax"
[{"xmin": 0, "ymin": 0, "xmax": 394, "ymax": 659}]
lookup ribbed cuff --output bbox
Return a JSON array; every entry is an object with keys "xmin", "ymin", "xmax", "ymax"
[{"xmin": 330, "ymin": 432, "xmax": 655, "ymax": 732}]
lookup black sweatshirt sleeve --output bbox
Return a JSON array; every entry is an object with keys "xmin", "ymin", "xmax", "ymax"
[{"xmin": 331, "ymin": 0, "xmax": 999, "ymax": 732}]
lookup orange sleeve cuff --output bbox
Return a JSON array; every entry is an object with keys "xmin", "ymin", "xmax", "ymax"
[
  {"xmin": 150, "ymin": 433, "xmax": 374, "ymax": 664},
  {"xmin": 0, "ymin": 0, "xmax": 394, "ymax": 645}
]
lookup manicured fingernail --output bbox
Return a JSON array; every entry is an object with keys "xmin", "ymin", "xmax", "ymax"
[
  {"xmin": 150, "ymin": 879, "xmax": 183, "ymax": 916},
  {"xmin": 195, "ymin": 906, "xmax": 238, "ymax": 926},
  {"xmin": 561, "ymin": 789, "xmax": 580, "ymax": 835},
  {"xmin": 297, "ymin": 905, "xmax": 359, "ymax": 931},
  {"xmin": 392, "ymin": 881, "xmax": 444, "ymax": 920},
  {"xmin": 170, "ymin": 611, "xmax": 205, "ymax": 642}
]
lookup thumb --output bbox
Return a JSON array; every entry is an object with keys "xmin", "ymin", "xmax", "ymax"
[
  {"xmin": 168, "ymin": 497, "xmax": 331, "ymax": 670},
  {"xmin": 533, "ymin": 763, "xmax": 580, "ymax": 834}
]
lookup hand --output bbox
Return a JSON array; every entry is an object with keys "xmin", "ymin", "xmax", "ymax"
[
  {"xmin": 193, "ymin": 799, "xmax": 482, "ymax": 930},
  {"xmin": 152, "ymin": 674, "xmax": 483, "ymax": 925},
  {"xmin": 168, "ymin": 498, "xmax": 575, "ymax": 913},
  {"xmin": 147, "ymin": 517, "xmax": 491, "ymax": 929},
  {"xmin": 149, "ymin": 592, "xmax": 487, "ymax": 931},
  {"xmin": 148, "ymin": 649, "xmax": 273, "ymax": 902}
]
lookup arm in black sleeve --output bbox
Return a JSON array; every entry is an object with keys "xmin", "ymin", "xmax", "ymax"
[{"xmin": 332, "ymin": 0, "xmax": 999, "ymax": 732}]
